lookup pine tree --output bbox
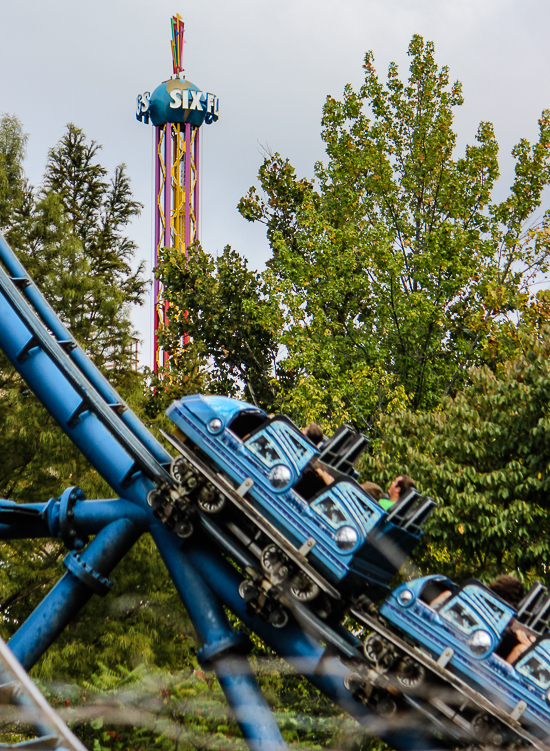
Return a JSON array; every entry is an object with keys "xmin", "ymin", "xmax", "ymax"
[{"xmin": 0, "ymin": 113, "xmax": 27, "ymax": 236}]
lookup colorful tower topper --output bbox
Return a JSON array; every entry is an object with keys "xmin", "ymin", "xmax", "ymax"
[
  {"xmin": 136, "ymin": 19, "xmax": 219, "ymax": 373},
  {"xmin": 171, "ymin": 14, "xmax": 185, "ymax": 75}
]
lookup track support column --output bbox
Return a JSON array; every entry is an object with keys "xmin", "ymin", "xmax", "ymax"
[
  {"xmin": 150, "ymin": 523, "xmax": 288, "ymax": 751},
  {"xmin": 8, "ymin": 518, "xmax": 143, "ymax": 671}
]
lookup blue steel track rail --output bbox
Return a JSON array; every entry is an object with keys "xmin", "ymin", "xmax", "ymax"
[{"xmin": 0, "ymin": 233, "xmax": 450, "ymax": 751}]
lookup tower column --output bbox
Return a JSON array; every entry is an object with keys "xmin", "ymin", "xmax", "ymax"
[{"xmin": 136, "ymin": 17, "xmax": 219, "ymax": 372}]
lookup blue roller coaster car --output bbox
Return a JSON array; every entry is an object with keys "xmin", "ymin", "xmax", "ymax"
[
  {"xmin": 380, "ymin": 574, "xmax": 550, "ymax": 739},
  {"xmin": 166, "ymin": 394, "xmax": 435, "ymax": 606}
]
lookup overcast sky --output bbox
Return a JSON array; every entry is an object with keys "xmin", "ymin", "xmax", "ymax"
[{"xmin": 2, "ymin": 0, "xmax": 550, "ymax": 366}]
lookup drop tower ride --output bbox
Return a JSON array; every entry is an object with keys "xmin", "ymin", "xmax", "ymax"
[{"xmin": 136, "ymin": 15, "xmax": 219, "ymax": 372}]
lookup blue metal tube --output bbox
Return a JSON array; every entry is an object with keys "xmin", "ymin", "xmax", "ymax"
[
  {"xmin": 0, "ymin": 498, "xmax": 150, "ymax": 539},
  {"xmin": 71, "ymin": 499, "xmax": 150, "ymax": 535},
  {"xmin": 150, "ymin": 523, "xmax": 288, "ymax": 751},
  {"xmin": 0, "ymin": 498, "xmax": 51, "ymax": 538},
  {"xmin": 0, "ymin": 233, "xmax": 172, "ymax": 467},
  {"xmin": 0, "ymin": 291, "xmax": 135, "ymax": 496},
  {"xmin": 8, "ymin": 519, "xmax": 142, "ymax": 671}
]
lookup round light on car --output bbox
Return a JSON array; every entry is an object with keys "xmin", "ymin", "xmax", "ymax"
[
  {"xmin": 268, "ymin": 464, "xmax": 292, "ymax": 488},
  {"xmin": 397, "ymin": 589, "xmax": 415, "ymax": 606},
  {"xmin": 335, "ymin": 526, "xmax": 358, "ymax": 551},
  {"xmin": 468, "ymin": 630, "xmax": 492, "ymax": 655},
  {"xmin": 207, "ymin": 417, "xmax": 223, "ymax": 433}
]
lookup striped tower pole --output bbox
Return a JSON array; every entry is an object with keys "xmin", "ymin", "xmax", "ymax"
[{"xmin": 136, "ymin": 15, "xmax": 219, "ymax": 372}]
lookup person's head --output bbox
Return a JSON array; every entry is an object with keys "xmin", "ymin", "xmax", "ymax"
[
  {"xmin": 388, "ymin": 475, "xmax": 416, "ymax": 503},
  {"xmin": 487, "ymin": 575, "xmax": 525, "ymax": 609},
  {"xmin": 361, "ymin": 481, "xmax": 384, "ymax": 502},
  {"xmin": 302, "ymin": 422, "xmax": 324, "ymax": 446}
]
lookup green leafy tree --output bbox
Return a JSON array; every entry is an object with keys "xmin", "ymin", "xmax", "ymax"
[
  {"xmin": 362, "ymin": 323, "xmax": 550, "ymax": 585},
  {"xmin": 159, "ymin": 36, "xmax": 550, "ymax": 432},
  {"xmin": 155, "ymin": 243, "xmax": 281, "ymax": 409},
  {"xmin": 40, "ymin": 123, "xmax": 146, "ymax": 369}
]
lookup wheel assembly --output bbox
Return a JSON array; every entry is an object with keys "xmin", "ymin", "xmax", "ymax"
[
  {"xmin": 174, "ymin": 517, "xmax": 194, "ymax": 539},
  {"xmin": 261, "ymin": 544, "xmax": 290, "ymax": 585},
  {"xmin": 289, "ymin": 572, "xmax": 319, "ymax": 602},
  {"xmin": 146, "ymin": 488, "xmax": 165, "ymax": 514},
  {"xmin": 471, "ymin": 713, "xmax": 506, "ymax": 746},
  {"xmin": 395, "ymin": 656, "xmax": 425, "ymax": 690},
  {"xmin": 268, "ymin": 608, "xmax": 289, "ymax": 629},
  {"xmin": 170, "ymin": 456, "xmax": 191, "ymax": 484},
  {"xmin": 363, "ymin": 632, "xmax": 396, "ymax": 671},
  {"xmin": 197, "ymin": 482, "xmax": 226, "ymax": 513}
]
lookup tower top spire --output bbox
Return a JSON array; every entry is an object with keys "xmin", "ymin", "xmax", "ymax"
[{"xmin": 171, "ymin": 14, "xmax": 185, "ymax": 77}]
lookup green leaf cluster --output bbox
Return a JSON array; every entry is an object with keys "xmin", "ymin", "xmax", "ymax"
[{"xmin": 363, "ymin": 330, "xmax": 550, "ymax": 584}]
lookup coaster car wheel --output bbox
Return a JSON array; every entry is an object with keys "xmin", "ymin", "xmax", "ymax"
[
  {"xmin": 471, "ymin": 713, "xmax": 506, "ymax": 747},
  {"xmin": 261, "ymin": 544, "xmax": 290, "ymax": 585},
  {"xmin": 395, "ymin": 656, "xmax": 426, "ymax": 691},
  {"xmin": 239, "ymin": 579, "xmax": 258, "ymax": 604},
  {"xmin": 376, "ymin": 694, "xmax": 397, "ymax": 718},
  {"xmin": 343, "ymin": 672, "xmax": 367, "ymax": 696},
  {"xmin": 147, "ymin": 488, "xmax": 165, "ymax": 515},
  {"xmin": 174, "ymin": 517, "xmax": 194, "ymax": 539},
  {"xmin": 289, "ymin": 572, "xmax": 320, "ymax": 602},
  {"xmin": 364, "ymin": 632, "xmax": 396, "ymax": 672},
  {"xmin": 268, "ymin": 608, "xmax": 289, "ymax": 629},
  {"xmin": 171, "ymin": 456, "xmax": 192, "ymax": 484},
  {"xmin": 197, "ymin": 483, "xmax": 226, "ymax": 513}
]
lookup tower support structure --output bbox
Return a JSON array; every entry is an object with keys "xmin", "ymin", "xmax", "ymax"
[
  {"xmin": 136, "ymin": 17, "xmax": 219, "ymax": 372},
  {"xmin": 153, "ymin": 122, "xmax": 200, "ymax": 370}
]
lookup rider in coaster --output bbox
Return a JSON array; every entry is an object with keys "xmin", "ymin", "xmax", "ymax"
[
  {"xmin": 362, "ymin": 475, "xmax": 417, "ymax": 511},
  {"xmin": 361, "ymin": 481, "xmax": 384, "ymax": 502},
  {"xmin": 301, "ymin": 422, "xmax": 324, "ymax": 446}
]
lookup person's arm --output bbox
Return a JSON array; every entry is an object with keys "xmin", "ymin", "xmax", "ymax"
[
  {"xmin": 506, "ymin": 628, "xmax": 536, "ymax": 664},
  {"xmin": 429, "ymin": 590, "xmax": 452, "ymax": 609},
  {"xmin": 315, "ymin": 467, "xmax": 334, "ymax": 485}
]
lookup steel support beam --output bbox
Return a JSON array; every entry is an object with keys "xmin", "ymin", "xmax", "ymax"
[
  {"xmin": 8, "ymin": 518, "xmax": 143, "ymax": 671},
  {"xmin": 150, "ymin": 523, "xmax": 288, "ymax": 751}
]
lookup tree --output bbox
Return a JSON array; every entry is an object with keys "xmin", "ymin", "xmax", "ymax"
[
  {"xmin": 154, "ymin": 244, "xmax": 281, "ymax": 409},
  {"xmin": 159, "ymin": 35, "xmax": 550, "ymax": 432},
  {"xmin": 39, "ymin": 123, "xmax": 146, "ymax": 370},
  {"xmin": 361, "ymin": 323, "xmax": 550, "ymax": 585},
  {"xmin": 0, "ymin": 113, "xmax": 27, "ymax": 236}
]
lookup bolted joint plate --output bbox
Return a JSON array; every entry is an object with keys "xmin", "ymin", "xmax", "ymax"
[
  {"xmin": 63, "ymin": 551, "xmax": 113, "ymax": 596},
  {"xmin": 197, "ymin": 633, "xmax": 250, "ymax": 668},
  {"xmin": 59, "ymin": 486, "xmax": 89, "ymax": 551}
]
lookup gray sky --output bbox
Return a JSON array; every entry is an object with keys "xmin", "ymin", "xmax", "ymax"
[{"xmin": 2, "ymin": 0, "xmax": 550, "ymax": 366}]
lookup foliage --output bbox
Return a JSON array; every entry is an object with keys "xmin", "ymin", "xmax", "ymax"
[
  {"xmin": 159, "ymin": 35, "xmax": 550, "ymax": 433},
  {"xmin": 362, "ymin": 328, "xmax": 550, "ymax": 585},
  {"xmin": 0, "ymin": 113, "xmax": 27, "ymax": 236},
  {"xmin": 154, "ymin": 243, "xmax": 281, "ymax": 409},
  {"xmin": 34, "ymin": 123, "xmax": 145, "ymax": 369},
  {"xmin": 38, "ymin": 659, "xmax": 360, "ymax": 751}
]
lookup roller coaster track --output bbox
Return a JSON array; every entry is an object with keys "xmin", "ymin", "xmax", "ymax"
[{"xmin": 0, "ymin": 230, "xmax": 544, "ymax": 751}]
